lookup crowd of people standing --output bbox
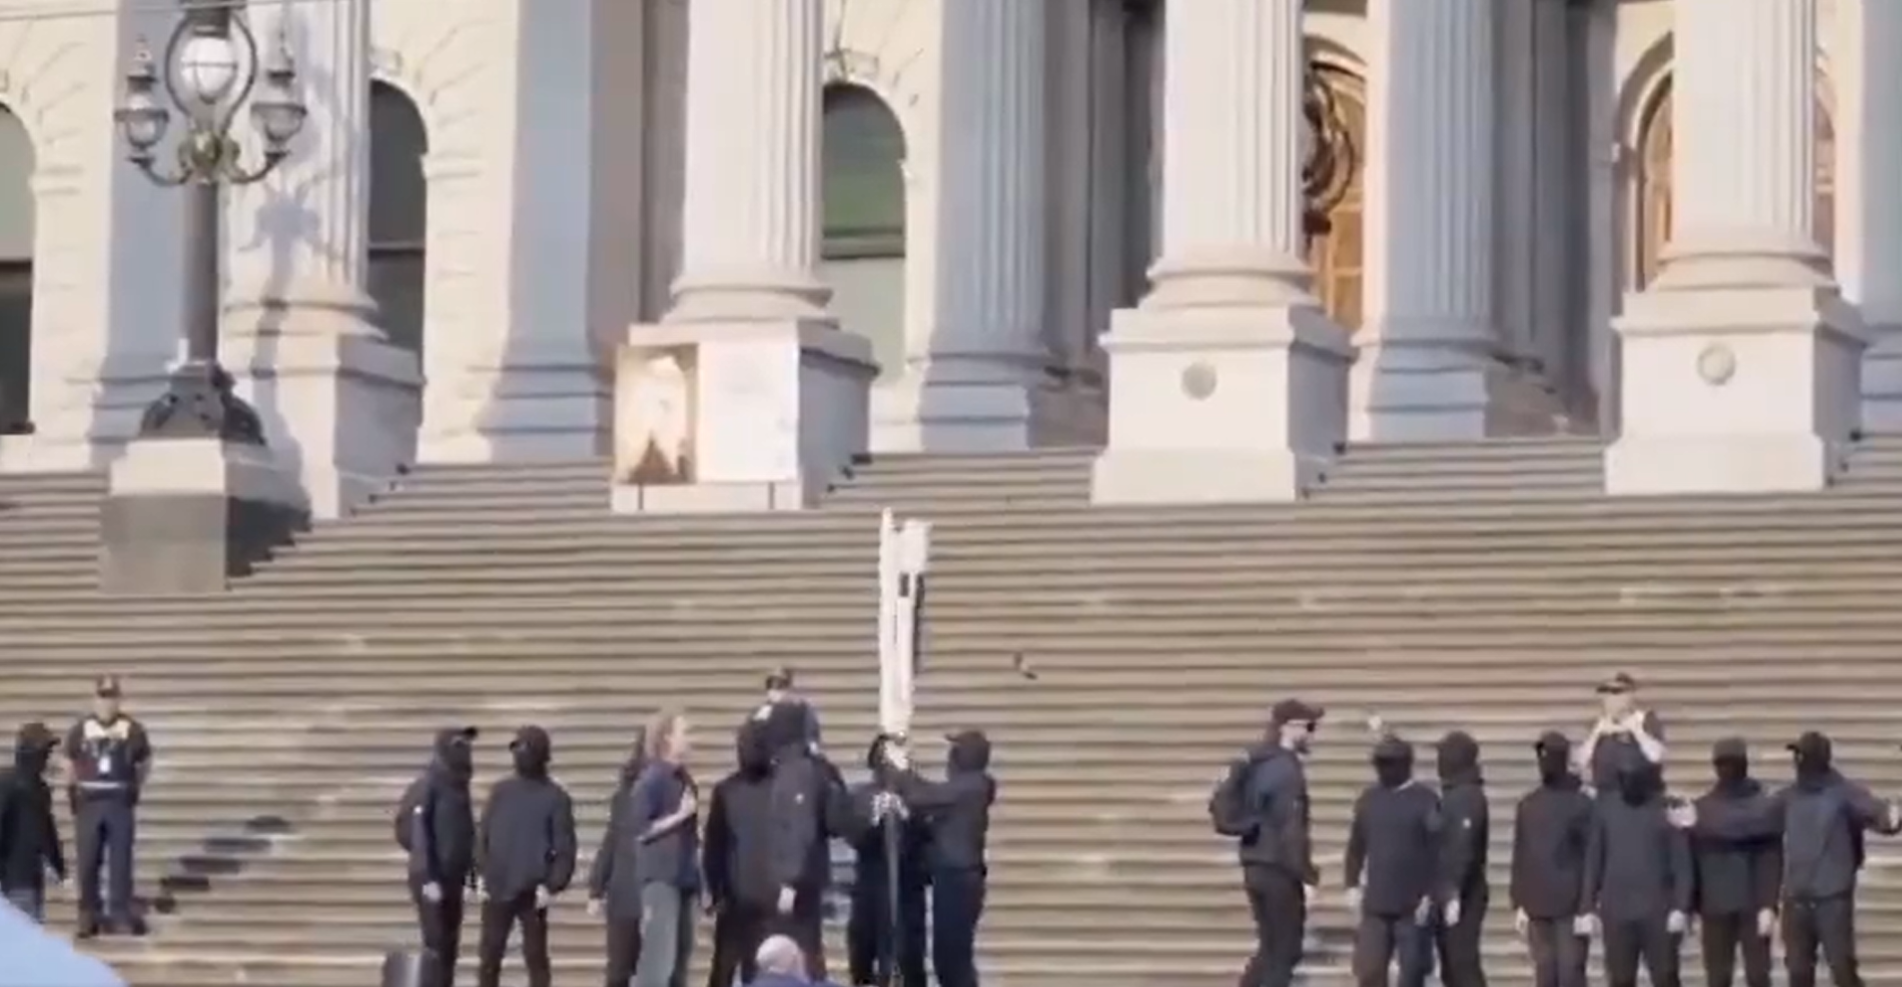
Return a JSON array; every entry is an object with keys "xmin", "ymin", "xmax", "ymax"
[{"xmin": 1215, "ymin": 673, "xmax": 1902, "ymax": 987}]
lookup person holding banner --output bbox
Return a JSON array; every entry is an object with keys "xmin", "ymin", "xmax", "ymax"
[
  {"xmin": 884, "ymin": 730, "xmax": 995, "ymax": 987},
  {"xmin": 844, "ymin": 733, "xmax": 929, "ymax": 987}
]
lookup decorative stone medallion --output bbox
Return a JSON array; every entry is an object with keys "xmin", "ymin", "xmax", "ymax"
[
  {"xmin": 1181, "ymin": 362, "xmax": 1218, "ymax": 400},
  {"xmin": 1695, "ymin": 344, "xmax": 1737, "ymax": 386}
]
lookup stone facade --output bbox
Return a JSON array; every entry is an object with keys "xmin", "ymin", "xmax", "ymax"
[{"xmin": 0, "ymin": 0, "xmax": 1887, "ymax": 503}]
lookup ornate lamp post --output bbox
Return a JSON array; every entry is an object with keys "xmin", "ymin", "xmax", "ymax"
[
  {"xmin": 1301, "ymin": 59, "xmax": 1359, "ymax": 246},
  {"xmin": 112, "ymin": 0, "xmax": 308, "ymax": 444}
]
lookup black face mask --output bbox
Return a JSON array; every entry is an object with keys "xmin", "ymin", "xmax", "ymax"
[
  {"xmin": 1372, "ymin": 738, "xmax": 1413, "ymax": 788},
  {"xmin": 1535, "ymin": 746, "xmax": 1571, "ymax": 785},
  {"xmin": 432, "ymin": 731, "xmax": 474, "ymax": 783},
  {"xmin": 1713, "ymin": 755, "xmax": 1750, "ymax": 787}
]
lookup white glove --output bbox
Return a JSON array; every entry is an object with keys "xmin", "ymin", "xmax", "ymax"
[
  {"xmin": 1344, "ymin": 886, "xmax": 1362, "ymax": 916},
  {"xmin": 1513, "ymin": 908, "xmax": 1529, "ymax": 938},
  {"xmin": 1757, "ymin": 908, "xmax": 1777, "ymax": 938},
  {"xmin": 777, "ymin": 885, "xmax": 796, "ymax": 915},
  {"xmin": 1573, "ymin": 914, "xmax": 1598, "ymax": 938},
  {"xmin": 473, "ymin": 879, "xmax": 489, "ymax": 903},
  {"xmin": 533, "ymin": 885, "xmax": 552, "ymax": 911},
  {"xmin": 1413, "ymin": 898, "xmax": 1433, "ymax": 927},
  {"xmin": 587, "ymin": 898, "xmax": 602, "ymax": 918},
  {"xmin": 1666, "ymin": 910, "xmax": 1687, "ymax": 934},
  {"xmin": 1443, "ymin": 899, "xmax": 1463, "ymax": 929},
  {"xmin": 1667, "ymin": 803, "xmax": 1698, "ymax": 830},
  {"xmin": 420, "ymin": 882, "xmax": 443, "ymax": 904}
]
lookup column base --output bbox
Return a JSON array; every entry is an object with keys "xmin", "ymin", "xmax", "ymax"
[
  {"xmin": 100, "ymin": 438, "xmax": 308, "ymax": 594},
  {"xmin": 1861, "ymin": 324, "xmax": 1902, "ymax": 431},
  {"xmin": 610, "ymin": 317, "xmax": 877, "ymax": 514},
  {"xmin": 870, "ymin": 366, "xmax": 1101, "ymax": 453},
  {"xmin": 418, "ymin": 346, "xmax": 610, "ymax": 464},
  {"xmin": 1605, "ymin": 284, "xmax": 1866, "ymax": 495},
  {"xmin": 1346, "ymin": 338, "xmax": 1490, "ymax": 441},
  {"xmin": 1089, "ymin": 302, "xmax": 1353, "ymax": 504},
  {"xmin": 224, "ymin": 330, "xmax": 423, "ymax": 519}
]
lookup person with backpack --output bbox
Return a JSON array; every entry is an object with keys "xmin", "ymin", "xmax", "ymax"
[
  {"xmin": 396, "ymin": 726, "xmax": 478, "ymax": 987},
  {"xmin": 1209, "ymin": 698, "xmax": 1322, "ymax": 987}
]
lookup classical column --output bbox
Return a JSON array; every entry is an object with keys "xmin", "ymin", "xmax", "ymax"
[
  {"xmin": 1353, "ymin": 0, "xmax": 1496, "ymax": 440},
  {"xmin": 220, "ymin": 0, "xmax": 421, "ymax": 518},
  {"xmin": 1842, "ymin": 0, "xmax": 1902, "ymax": 428},
  {"xmin": 1605, "ymin": 0, "xmax": 1862, "ymax": 495},
  {"xmin": 1090, "ymin": 0, "xmax": 1352, "ymax": 505},
  {"xmin": 616, "ymin": 0, "xmax": 875, "ymax": 513},
  {"xmin": 666, "ymin": 0, "xmax": 827, "ymax": 323},
  {"xmin": 880, "ymin": 0, "xmax": 1050, "ymax": 452}
]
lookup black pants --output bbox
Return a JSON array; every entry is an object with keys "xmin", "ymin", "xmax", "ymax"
[
  {"xmin": 761, "ymin": 887, "xmax": 830, "ymax": 980},
  {"xmin": 604, "ymin": 914, "xmax": 642, "ymax": 987},
  {"xmin": 410, "ymin": 883, "xmax": 465, "ymax": 987},
  {"xmin": 1524, "ymin": 917, "xmax": 1588, "ymax": 987},
  {"xmin": 849, "ymin": 875, "xmax": 928, "ymax": 987},
  {"xmin": 931, "ymin": 868, "xmax": 987, "ymax": 987},
  {"xmin": 1239, "ymin": 866, "xmax": 1306, "ymax": 987},
  {"xmin": 705, "ymin": 903, "xmax": 761, "ymax": 987},
  {"xmin": 1784, "ymin": 894, "xmax": 1861, "ymax": 987},
  {"xmin": 74, "ymin": 797, "xmax": 138, "ymax": 931},
  {"xmin": 1601, "ymin": 916, "xmax": 1681, "ymax": 987},
  {"xmin": 1703, "ymin": 910, "xmax": 1773, "ymax": 987},
  {"xmin": 1435, "ymin": 895, "xmax": 1487, "ymax": 987},
  {"xmin": 1352, "ymin": 914, "xmax": 1430, "ymax": 987},
  {"xmin": 475, "ymin": 890, "xmax": 551, "ymax": 987}
]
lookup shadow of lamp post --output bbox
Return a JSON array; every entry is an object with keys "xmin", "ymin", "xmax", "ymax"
[{"xmin": 112, "ymin": 0, "xmax": 308, "ymax": 446}]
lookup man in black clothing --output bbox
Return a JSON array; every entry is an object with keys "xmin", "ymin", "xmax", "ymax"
[
  {"xmin": 1693, "ymin": 739, "xmax": 1781, "ymax": 987},
  {"xmin": 588, "ymin": 727, "xmax": 650, "ymax": 987},
  {"xmin": 703, "ymin": 720, "xmax": 780, "ymax": 987},
  {"xmin": 1686, "ymin": 731, "xmax": 1901, "ymax": 987},
  {"xmin": 760, "ymin": 701, "xmax": 843, "ymax": 978},
  {"xmin": 844, "ymin": 733, "xmax": 929, "ymax": 987},
  {"xmin": 474, "ymin": 725, "xmax": 577, "ymax": 987},
  {"xmin": 1509, "ymin": 732, "xmax": 1593, "ymax": 987},
  {"xmin": 886, "ymin": 729, "xmax": 995, "ymax": 987},
  {"xmin": 1434, "ymin": 731, "xmax": 1489, "ymax": 987},
  {"xmin": 397, "ymin": 726, "xmax": 478, "ymax": 987},
  {"xmin": 1221, "ymin": 698, "xmax": 1321, "ymax": 987},
  {"xmin": 0, "ymin": 723, "xmax": 65, "ymax": 922},
  {"xmin": 1342, "ymin": 735, "xmax": 1437, "ymax": 987},
  {"xmin": 1580, "ymin": 749, "xmax": 1692, "ymax": 987},
  {"xmin": 64, "ymin": 674, "xmax": 152, "ymax": 937},
  {"xmin": 1577, "ymin": 673, "xmax": 1666, "ymax": 797}
]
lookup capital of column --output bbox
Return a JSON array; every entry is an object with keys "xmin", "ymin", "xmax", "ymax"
[
  {"xmin": 1655, "ymin": 0, "xmax": 1829, "ymax": 290},
  {"xmin": 667, "ymin": 0, "xmax": 831, "ymax": 324},
  {"xmin": 1143, "ymin": 0, "xmax": 1313, "ymax": 310}
]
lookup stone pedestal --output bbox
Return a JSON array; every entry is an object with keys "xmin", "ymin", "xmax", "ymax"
[
  {"xmin": 611, "ymin": 320, "xmax": 875, "ymax": 513},
  {"xmin": 100, "ymin": 438, "xmax": 307, "ymax": 594},
  {"xmin": 1090, "ymin": 0, "xmax": 1350, "ymax": 504},
  {"xmin": 1606, "ymin": 0, "xmax": 1860, "ymax": 494}
]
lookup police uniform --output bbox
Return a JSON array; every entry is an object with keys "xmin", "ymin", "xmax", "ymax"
[{"xmin": 64, "ymin": 676, "xmax": 152, "ymax": 936}]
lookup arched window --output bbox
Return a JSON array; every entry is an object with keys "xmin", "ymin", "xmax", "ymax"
[
  {"xmin": 1304, "ymin": 65, "xmax": 1366, "ymax": 331},
  {"xmin": 0, "ymin": 105, "xmax": 32, "ymax": 433},
  {"xmin": 368, "ymin": 81, "xmax": 428, "ymax": 358},
  {"xmin": 820, "ymin": 84, "xmax": 906, "ymax": 380},
  {"xmin": 1634, "ymin": 76, "xmax": 1834, "ymax": 287}
]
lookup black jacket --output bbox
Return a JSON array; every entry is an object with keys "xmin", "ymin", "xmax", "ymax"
[
  {"xmin": 841, "ymin": 735, "xmax": 929, "ymax": 901},
  {"xmin": 1697, "ymin": 769, "xmax": 1895, "ymax": 901},
  {"xmin": 896, "ymin": 731, "xmax": 995, "ymax": 874},
  {"xmin": 586, "ymin": 744, "xmax": 648, "ymax": 911},
  {"xmin": 0, "ymin": 727, "xmax": 64, "ymax": 892},
  {"xmin": 1693, "ymin": 776, "xmax": 1782, "ymax": 915},
  {"xmin": 1235, "ymin": 744, "xmax": 1316, "ymax": 883},
  {"xmin": 477, "ymin": 727, "xmax": 578, "ymax": 900},
  {"xmin": 1510, "ymin": 774, "xmax": 1594, "ymax": 919},
  {"xmin": 1581, "ymin": 792, "xmax": 1694, "ymax": 920},
  {"xmin": 1436, "ymin": 732, "xmax": 1490, "ymax": 904},
  {"xmin": 400, "ymin": 730, "xmax": 477, "ymax": 890},
  {"xmin": 702, "ymin": 721, "xmax": 786, "ymax": 911},
  {"xmin": 1343, "ymin": 739, "xmax": 1440, "ymax": 918}
]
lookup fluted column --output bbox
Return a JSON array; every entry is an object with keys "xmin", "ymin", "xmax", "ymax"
[
  {"xmin": 1352, "ymin": 0, "xmax": 1496, "ymax": 440},
  {"xmin": 1144, "ymin": 0, "xmax": 1309, "ymax": 307},
  {"xmin": 1658, "ymin": 0, "xmax": 1826, "ymax": 287},
  {"xmin": 1841, "ymin": 0, "xmax": 1902, "ymax": 427},
  {"xmin": 667, "ymin": 0, "xmax": 828, "ymax": 323}
]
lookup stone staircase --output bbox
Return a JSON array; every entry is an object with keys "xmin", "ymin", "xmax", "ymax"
[{"xmin": 8, "ymin": 440, "xmax": 1902, "ymax": 985}]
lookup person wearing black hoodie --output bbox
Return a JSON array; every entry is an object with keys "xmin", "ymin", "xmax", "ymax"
[
  {"xmin": 886, "ymin": 729, "xmax": 996, "ymax": 987},
  {"xmin": 759, "ymin": 701, "xmax": 842, "ymax": 978},
  {"xmin": 474, "ymin": 725, "xmax": 577, "ymax": 987},
  {"xmin": 1693, "ymin": 739, "xmax": 1781, "ymax": 987},
  {"xmin": 1433, "ymin": 731, "xmax": 1490, "ymax": 987},
  {"xmin": 0, "ymin": 723, "xmax": 65, "ymax": 923},
  {"xmin": 843, "ymin": 732, "xmax": 929, "ymax": 987},
  {"xmin": 1686, "ymin": 731, "xmax": 1901, "ymax": 987},
  {"xmin": 1509, "ymin": 732, "xmax": 1593, "ymax": 987},
  {"xmin": 1342, "ymin": 735, "xmax": 1438, "ymax": 987},
  {"xmin": 1580, "ymin": 748, "xmax": 1693, "ymax": 987},
  {"xmin": 588, "ymin": 727, "xmax": 649, "ymax": 987},
  {"xmin": 396, "ymin": 726, "xmax": 478, "ymax": 987},
  {"xmin": 704, "ymin": 719, "xmax": 779, "ymax": 987}
]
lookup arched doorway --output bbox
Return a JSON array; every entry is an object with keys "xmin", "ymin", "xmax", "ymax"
[
  {"xmin": 820, "ymin": 84, "xmax": 906, "ymax": 381},
  {"xmin": 1634, "ymin": 76, "xmax": 1835, "ymax": 286},
  {"xmin": 368, "ymin": 81, "xmax": 428, "ymax": 358},
  {"xmin": 0, "ymin": 105, "xmax": 31, "ymax": 434},
  {"xmin": 1304, "ymin": 63, "xmax": 1366, "ymax": 331}
]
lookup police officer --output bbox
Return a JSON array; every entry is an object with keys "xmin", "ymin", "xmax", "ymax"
[{"xmin": 64, "ymin": 675, "xmax": 152, "ymax": 938}]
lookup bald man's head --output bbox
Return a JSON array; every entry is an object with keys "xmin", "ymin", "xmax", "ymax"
[{"xmin": 756, "ymin": 935, "xmax": 807, "ymax": 980}]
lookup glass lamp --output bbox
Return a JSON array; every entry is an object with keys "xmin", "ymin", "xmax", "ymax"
[{"xmin": 176, "ymin": 31, "xmax": 240, "ymax": 107}]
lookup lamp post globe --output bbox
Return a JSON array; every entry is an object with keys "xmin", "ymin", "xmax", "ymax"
[
  {"xmin": 250, "ymin": 45, "xmax": 308, "ymax": 152},
  {"xmin": 112, "ymin": 49, "xmax": 170, "ymax": 158},
  {"xmin": 176, "ymin": 32, "xmax": 240, "ymax": 107}
]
